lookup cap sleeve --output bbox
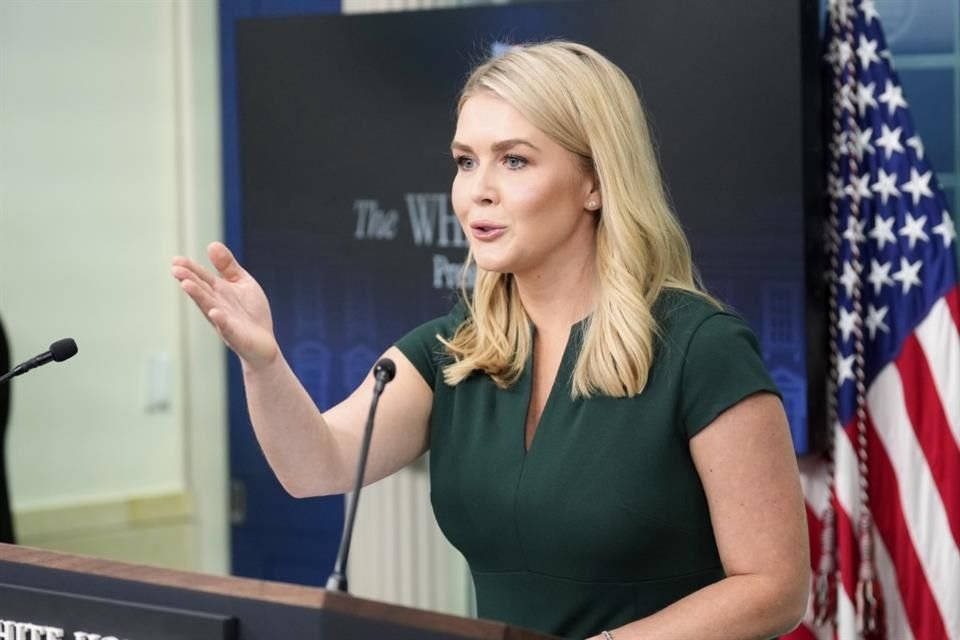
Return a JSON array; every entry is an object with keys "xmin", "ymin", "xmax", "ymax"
[
  {"xmin": 680, "ymin": 312, "xmax": 781, "ymax": 439},
  {"xmin": 394, "ymin": 303, "xmax": 466, "ymax": 388}
]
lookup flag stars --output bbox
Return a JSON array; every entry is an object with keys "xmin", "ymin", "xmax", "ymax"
[
  {"xmin": 899, "ymin": 213, "xmax": 928, "ymax": 249},
  {"xmin": 843, "ymin": 217, "xmax": 867, "ymax": 245},
  {"xmin": 906, "ymin": 135, "xmax": 924, "ymax": 161},
  {"xmin": 878, "ymin": 79, "xmax": 908, "ymax": 116},
  {"xmin": 835, "ymin": 0, "xmax": 857, "ymax": 26},
  {"xmin": 869, "ymin": 215, "xmax": 897, "ymax": 250},
  {"xmin": 837, "ymin": 353, "xmax": 856, "ymax": 385},
  {"xmin": 839, "ymin": 261, "xmax": 860, "ymax": 298},
  {"xmin": 837, "ymin": 40, "xmax": 854, "ymax": 67},
  {"xmin": 845, "ymin": 174, "xmax": 872, "ymax": 201},
  {"xmin": 892, "ymin": 256, "xmax": 923, "ymax": 294},
  {"xmin": 933, "ymin": 212, "xmax": 956, "ymax": 248},
  {"xmin": 855, "ymin": 127, "xmax": 875, "ymax": 159},
  {"xmin": 859, "ymin": 0, "xmax": 880, "ymax": 24},
  {"xmin": 870, "ymin": 168, "xmax": 899, "ymax": 205},
  {"xmin": 857, "ymin": 36, "xmax": 880, "ymax": 70},
  {"xmin": 857, "ymin": 82, "xmax": 877, "ymax": 118},
  {"xmin": 838, "ymin": 306, "xmax": 858, "ymax": 342},
  {"xmin": 832, "ymin": 131, "xmax": 850, "ymax": 157},
  {"xmin": 875, "ymin": 124, "xmax": 905, "ymax": 159},
  {"xmin": 865, "ymin": 304, "xmax": 890, "ymax": 339},
  {"xmin": 867, "ymin": 259, "xmax": 893, "ymax": 295},
  {"xmin": 839, "ymin": 83, "xmax": 856, "ymax": 113},
  {"xmin": 901, "ymin": 168, "xmax": 933, "ymax": 205},
  {"xmin": 828, "ymin": 174, "xmax": 845, "ymax": 200},
  {"xmin": 824, "ymin": 40, "xmax": 838, "ymax": 65},
  {"xmin": 825, "ymin": 39, "xmax": 847, "ymax": 66}
]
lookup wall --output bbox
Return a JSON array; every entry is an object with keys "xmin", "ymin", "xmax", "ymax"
[{"xmin": 0, "ymin": 0, "xmax": 227, "ymax": 574}]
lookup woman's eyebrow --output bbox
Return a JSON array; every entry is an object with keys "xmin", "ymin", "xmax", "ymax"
[{"xmin": 450, "ymin": 138, "xmax": 541, "ymax": 153}]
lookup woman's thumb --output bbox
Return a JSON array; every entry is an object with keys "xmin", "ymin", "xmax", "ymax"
[{"xmin": 208, "ymin": 242, "xmax": 245, "ymax": 281}]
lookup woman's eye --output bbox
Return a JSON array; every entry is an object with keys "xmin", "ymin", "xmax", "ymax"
[
  {"xmin": 455, "ymin": 156, "xmax": 476, "ymax": 170},
  {"xmin": 504, "ymin": 155, "xmax": 527, "ymax": 169}
]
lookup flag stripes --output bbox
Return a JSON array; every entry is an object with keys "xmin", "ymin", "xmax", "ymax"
[{"xmin": 784, "ymin": 2, "xmax": 959, "ymax": 638}]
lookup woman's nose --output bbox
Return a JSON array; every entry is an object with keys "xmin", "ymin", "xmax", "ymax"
[{"xmin": 471, "ymin": 166, "xmax": 498, "ymax": 206}]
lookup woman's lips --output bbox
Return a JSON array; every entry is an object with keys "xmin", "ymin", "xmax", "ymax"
[{"xmin": 470, "ymin": 222, "xmax": 506, "ymax": 241}]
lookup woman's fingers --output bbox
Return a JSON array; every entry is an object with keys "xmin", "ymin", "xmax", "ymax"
[
  {"xmin": 172, "ymin": 267, "xmax": 219, "ymax": 316},
  {"xmin": 173, "ymin": 242, "xmax": 277, "ymax": 364},
  {"xmin": 208, "ymin": 242, "xmax": 248, "ymax": 282},
  {"xmin": 177, "ymin": 274, "xmax": 224, "ymax": 323},
  {"xmin": 171, "ymin": 264, "xmax": 212, "ymax": 294},
  {"xmin": 171, "ymin": 255, "xmax": 217, "ymax": 288}
]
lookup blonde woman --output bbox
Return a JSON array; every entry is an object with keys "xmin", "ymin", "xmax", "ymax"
[{"xmin": 173, "ymin": 41, "xmax": 809, "ymax": 640}]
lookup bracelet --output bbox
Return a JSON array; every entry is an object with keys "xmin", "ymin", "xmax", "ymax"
[{"xmin": 601, "ymin": 632, "xmax": 614, "ymax": 640}]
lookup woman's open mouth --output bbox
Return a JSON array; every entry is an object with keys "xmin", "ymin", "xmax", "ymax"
[{"xmin": 470, "ymin": 222, "xmax": 506, "ymax": 241}]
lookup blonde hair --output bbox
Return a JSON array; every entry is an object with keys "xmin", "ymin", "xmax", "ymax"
[{"xmin": 441, "ymin": 41, "xmax": 715, "ymax": 398}]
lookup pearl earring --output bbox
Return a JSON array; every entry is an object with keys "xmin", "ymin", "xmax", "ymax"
[{"xmin": 587, "ymin": 200, "xmax": 598, "ymax": 209}]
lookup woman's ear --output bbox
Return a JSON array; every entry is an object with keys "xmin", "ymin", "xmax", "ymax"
[
  {"xmin": 585, "ymin": 184, "xmax": 602, "ymax": 211},
  {"xmin": 583, "ymin": 166, "xmax": 601, "ymax": 211}
]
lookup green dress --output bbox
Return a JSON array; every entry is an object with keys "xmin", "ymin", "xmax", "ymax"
[{"xmin": 395, "ymin": 290, "xmax": 780, "ymax": 639}]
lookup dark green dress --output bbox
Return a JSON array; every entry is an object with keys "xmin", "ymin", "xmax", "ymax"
[{"xmin": 395, "ymin": 290, "xmax": 780, "ymax": 639}]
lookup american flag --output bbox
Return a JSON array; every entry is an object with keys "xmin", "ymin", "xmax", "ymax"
[{"xmin": 784, "ymin": 1, "xmax": 959, "ymax": 639}]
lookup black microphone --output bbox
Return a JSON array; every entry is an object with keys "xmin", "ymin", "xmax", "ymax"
[
  {"xmin": 0, "ymin": 338, "xmax": 78, "ymax": 385},
  {"xmin": 372, "ymin": 357, "xmax": 396, "ymax": 392},
  {"xmin": 326, "ymin": 357, "xmax": 396, "ymax": 593}
]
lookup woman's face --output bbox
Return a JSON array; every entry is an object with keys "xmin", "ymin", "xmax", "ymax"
[{"xmin": 450, "ymin": 93, "xmax": 600, "ymax": 279}]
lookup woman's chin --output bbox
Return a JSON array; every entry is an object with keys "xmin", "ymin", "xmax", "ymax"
[{"xmin": 472, "ymin": 255, "xmax": 513, "ymax": 274}]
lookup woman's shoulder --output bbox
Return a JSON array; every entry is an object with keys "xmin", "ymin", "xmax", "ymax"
[
  {"xmin": 394, "ymin": 300, "xmax": 468, "ymax": 385},
  {"xmin": 653, "ymin": 287, "xmax": 759, "ymax": 355},
  {"xmin": 425, "ymin": 299, "xmax": 469, "ymax": 334},
  {"xmin": 653, "ymin": 287, "xmax": 726, "ymax": 331},
  {"xmin": 653, "ymin": 288, "xmax": 779, "ymax": 438}
]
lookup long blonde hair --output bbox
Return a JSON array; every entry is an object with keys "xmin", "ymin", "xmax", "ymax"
[{"xmin": 441, "ymin": 41, "xmax": 714, "ymax": 398}]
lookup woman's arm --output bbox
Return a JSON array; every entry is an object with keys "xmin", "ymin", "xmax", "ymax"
[
  {"xmin": 242, "ymin": 345, "xmax": 433, "ymax": 497},
  {"xmin": 589, "ymin": 392, "xmax": 810, "ymax": 640},
  {"xmin": 174, "ymin": 242, "xmax": 433, "ymax": 498}
]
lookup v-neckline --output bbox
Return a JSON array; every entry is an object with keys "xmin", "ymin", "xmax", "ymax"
[{"xmin": 521, "ymin": 321, "xmax": 583, "ymax": 455}]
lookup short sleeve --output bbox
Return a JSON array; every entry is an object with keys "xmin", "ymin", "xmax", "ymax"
[
  {"xmin": 679, "ymin": 312, "xmax": 781, "ymax": 439},
  {"xmin": 394, "ymin": 304, "xmax": 466, "ymax": 387}
]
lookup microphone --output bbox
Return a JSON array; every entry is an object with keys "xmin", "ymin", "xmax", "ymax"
[
  {"xmin": 0, "ymin": 338, "xmax": 78, "ymax": 385},
  {"xmin": 372, "ymin": 357, "xmax": 396, "ymax": 391},
  {"xmin": 326, "ymin": 357, "xmax": 396, "ymax": 593}
]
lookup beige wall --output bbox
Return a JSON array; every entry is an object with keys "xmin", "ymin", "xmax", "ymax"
[{"xmin": 0, "ymin": 0, "xmax": 228, "ymax": 574}]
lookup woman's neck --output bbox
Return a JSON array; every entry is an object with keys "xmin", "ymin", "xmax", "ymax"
[{"xmin": 514, "ymin": 252, "xmax": 597, "ymax": 337}]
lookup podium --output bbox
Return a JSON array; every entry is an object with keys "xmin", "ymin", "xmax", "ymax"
[{"xmin": 0, "ymin": 543, "xmax": 555, "ymax": 639}]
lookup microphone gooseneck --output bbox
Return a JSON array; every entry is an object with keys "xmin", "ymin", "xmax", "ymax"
[
  {"xmin": 0, "ymin": 338, "xmax": 78, "ymax": 385},
  {"xmin": 326, "ymin": 357, "xmax": 396, "ymax": 593}
]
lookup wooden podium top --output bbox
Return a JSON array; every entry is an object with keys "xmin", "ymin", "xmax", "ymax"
[{"xmin": 0, "ymin": 543, "xmax": 555, "ymax": 640}]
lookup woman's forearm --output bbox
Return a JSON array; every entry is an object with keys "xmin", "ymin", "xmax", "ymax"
[
  {"xmin": 590, "ymin": 573, "xmax": 808, "ymax": 640},
  {"xmin": 242, "ymin": 355, "xmax": 351, "ymax": 497}
]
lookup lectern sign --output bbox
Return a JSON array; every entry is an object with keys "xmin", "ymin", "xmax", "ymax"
[
  {"xmin": 0, "ymin": 619, "xmax": 122, "ymax": 639},
  {"xmin": 0, "ymin": 585, "xmax": 235, "ymax": 640}
]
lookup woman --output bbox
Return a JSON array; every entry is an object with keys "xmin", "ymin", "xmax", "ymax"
[{"xmin": 173, "ymin": 41, "xmax": 809, "ymax": 640}]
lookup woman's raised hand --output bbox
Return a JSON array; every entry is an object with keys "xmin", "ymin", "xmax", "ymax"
[{"xmin": 172, "ymin": 242, "xmax": 279, "ymax": 369}]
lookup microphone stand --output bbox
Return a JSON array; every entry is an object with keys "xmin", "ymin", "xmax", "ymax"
[{"xmin": 326, "ymin": 359, "xmax": 396, "ymax": 592}]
